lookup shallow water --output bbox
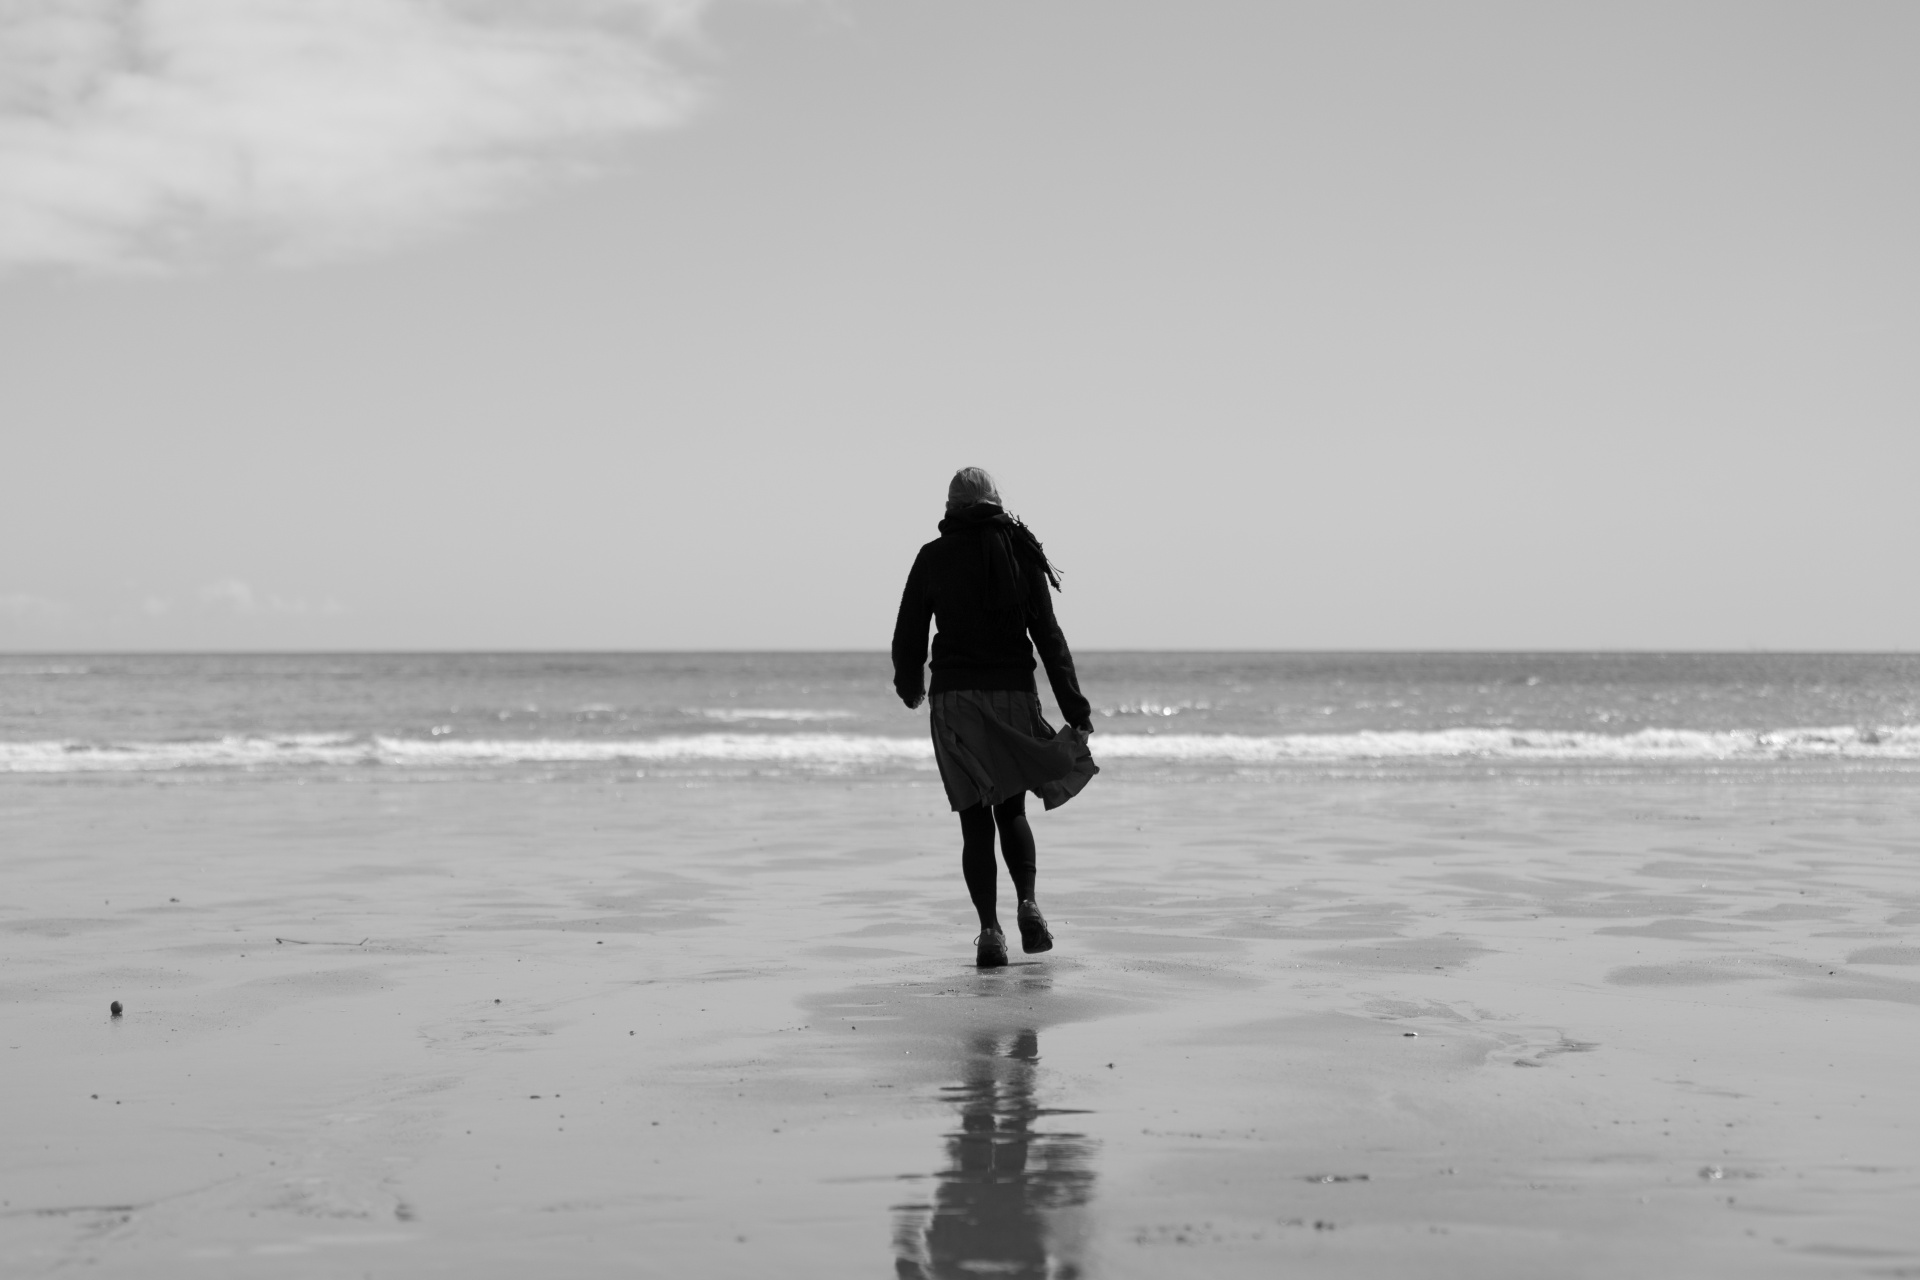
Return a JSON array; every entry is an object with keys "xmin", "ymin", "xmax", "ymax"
[
  {"xmin": 4, "ymin": 652, "xmax": 1919, "ymax": 773},
  {"xmin": 3, "ymin": 766, "xmax": 1918, "ymax": 1277}
]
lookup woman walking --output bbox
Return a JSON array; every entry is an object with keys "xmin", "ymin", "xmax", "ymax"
[{"xmin": 892, "ymin": 468, "xmax": 1098, "ymax": 968}]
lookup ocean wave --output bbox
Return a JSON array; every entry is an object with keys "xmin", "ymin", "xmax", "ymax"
[
  {"xmin": 1099, "ymin": 700, "xmax": 1210, "ymax": 718},
  {"xmin": 1089, "ymin": 726, "xmax": 1920, "ymax": 761},
  {"xmin": 0, "ymin": 732, "xmax": 932, "ymax": 773},
  {"xmin": 693, "ymin": 708, "xmax": 857, "ymax": 723},
  {"xmin": 7, "ymin": 725, "xmax": 1920, "ymax": 774}
]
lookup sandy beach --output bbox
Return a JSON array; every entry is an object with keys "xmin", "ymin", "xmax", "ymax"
[{"xmin": 3, "ymin": 765, "xmax": 1916, "ymax": 1277}]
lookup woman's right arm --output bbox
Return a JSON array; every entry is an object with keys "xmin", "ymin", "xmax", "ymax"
[{"xmin": 890, "ymin": 547, "xmax": 934, "ymax": 708}]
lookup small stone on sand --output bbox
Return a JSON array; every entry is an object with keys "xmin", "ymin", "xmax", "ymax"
[{"xmin": 110, "ymin": 1001, "xmax": 123, "ymax": 1018}]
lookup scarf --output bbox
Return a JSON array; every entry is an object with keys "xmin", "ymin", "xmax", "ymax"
[{"xmin": 937, "ymin": 502, "xmax": 1063, "ymax": 611}]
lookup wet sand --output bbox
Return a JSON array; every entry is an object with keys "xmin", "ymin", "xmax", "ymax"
[{"xmin": 3, "ymin": 770, "xmax": 1918, "ymax": 1277}]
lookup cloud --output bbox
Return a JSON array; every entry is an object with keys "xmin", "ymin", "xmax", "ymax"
[
  {"xmin": 0, "ymin": 591, "xmax": 67, "ymax": 620},
  {"xmin": 0, "ymin": 0, "xmax": 713, "ymax": 270},
  {"xmin": 197, "ymin": 579, "xmax": 344, "ymax": 616}
]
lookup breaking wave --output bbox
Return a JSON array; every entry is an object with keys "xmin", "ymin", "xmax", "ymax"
[
  {"xmin": 692, "ymin": 708, "xmax": 857, "ymax": 723},
  {"xmin": 0, "ymin": 732, "xmax": 927, "ymax": 773},
  {"xmin": 1091, "ymin": 725, "xmax": 1920, "ymax": 761},
  {"xmin": 5, "ymin": 725, "xmax": 1920, "ymax": 774}
]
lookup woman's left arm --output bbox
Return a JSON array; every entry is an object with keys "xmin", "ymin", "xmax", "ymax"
[{"xmin": 1027, "ymin": 576, "xmax": 1092, "ymax": 731}]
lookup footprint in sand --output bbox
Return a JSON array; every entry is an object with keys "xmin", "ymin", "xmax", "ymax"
[{"xmin": 1511, "ymin": 1035, "xmax": 1600, "ymax": 1068}]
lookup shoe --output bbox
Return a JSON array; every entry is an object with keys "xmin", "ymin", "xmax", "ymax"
[
  {"xmin": 975, "ymin": 929, "xmax": 1009, "ymax": 969},
  {"xmin": 1017, "ymin": 900, "xmax": 1053, "ymax": 954}
]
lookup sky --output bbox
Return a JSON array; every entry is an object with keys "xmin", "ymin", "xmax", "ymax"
[{"xmin": 3, "ymin": 0, "xmax": 1917, "ymax": 651}]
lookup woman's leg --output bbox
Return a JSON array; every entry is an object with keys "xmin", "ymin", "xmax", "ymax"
[
  {"xmin": 958, "ymin": 803, "xmax": 1000, "ymax": 933},
  {"xmin": 993, "ymin": 793, "xmax": 1037, "ymax": 905}
]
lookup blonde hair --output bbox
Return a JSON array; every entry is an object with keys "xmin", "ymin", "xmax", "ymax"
[{"xmin": 946, "ymin": 466, "xmax": 1002, "ymax": 513}]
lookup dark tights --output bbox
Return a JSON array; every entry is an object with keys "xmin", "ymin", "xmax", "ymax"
[{"xmin": 959, "ymin": 793, "xmax": 1036, "ymax": 934}]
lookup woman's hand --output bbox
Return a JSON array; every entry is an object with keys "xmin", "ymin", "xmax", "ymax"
[{"xmin": 903, "ymin": 693, "xmax": 925, "ymax": 711}]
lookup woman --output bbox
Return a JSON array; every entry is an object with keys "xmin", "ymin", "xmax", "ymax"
[{"xmin": 892, "ymin": 467, "xmax": 1098, "ymax": 968}]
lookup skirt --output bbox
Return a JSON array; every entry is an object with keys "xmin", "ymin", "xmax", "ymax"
[{"xmin": 927, "ymin": 689, "xmax": 1099, "ymax": 813}]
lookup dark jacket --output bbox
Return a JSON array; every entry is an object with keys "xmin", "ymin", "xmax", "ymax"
[{"xmin": 892, "ymin": 504, "xmax": 1093, "ymax": 729}]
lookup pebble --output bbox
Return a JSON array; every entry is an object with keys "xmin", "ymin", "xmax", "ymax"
[{"xmin": 110, "ymin": 1001, "xmax": 123, "ymax": 1018}]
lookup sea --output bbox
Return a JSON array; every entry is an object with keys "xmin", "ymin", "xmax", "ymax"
[{"xmin": 3, "ymin": 652, "xmax": 1919, "ymax": 780}]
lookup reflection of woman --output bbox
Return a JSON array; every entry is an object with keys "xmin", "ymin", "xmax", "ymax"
[
  {"xmin": 892, "ymin": 468, "xmax": 1097, "ymax": 968},
  {"xmin": 892, "ymin": 1029, "xmax": 1095, "ymax": 1280}
]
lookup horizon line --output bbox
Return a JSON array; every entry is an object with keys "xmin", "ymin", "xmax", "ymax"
[{"xmin": 2, "ymin": 648, "xmax": 1915, "ymax": 659}]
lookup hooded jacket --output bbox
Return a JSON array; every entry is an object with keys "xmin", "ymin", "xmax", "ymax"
[{"xmin": 891, "ymin": 503, "xmax": 1092, "ymax": 730}]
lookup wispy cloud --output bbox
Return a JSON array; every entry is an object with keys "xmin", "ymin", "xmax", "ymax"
[
  {"xmin": 0, "ymin": 0, "xmax": 714, "ymax": 271},
  {"xmin": 196, "ymin": 579, "xmax": 344, "ymax": 616},
  {"xmin": 0, "ymin": 591, "xmax": 67, "ymax": 620}
]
